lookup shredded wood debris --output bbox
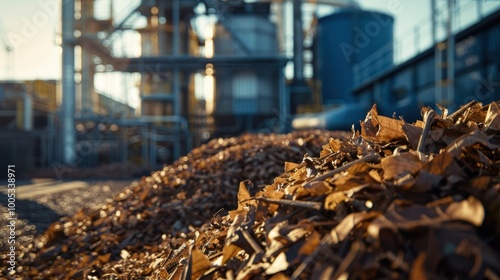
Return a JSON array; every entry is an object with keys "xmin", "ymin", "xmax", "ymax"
[{"xmin": 3, "ymin": 101, "xmax": 500, "ymax": 279}]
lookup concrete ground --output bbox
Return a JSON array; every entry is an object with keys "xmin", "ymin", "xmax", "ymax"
[
  {"xmin": 0, "ymin": 179, "xmax": 135, "ymax": 254},
  {"xmin": 0, "ymin": 179, "xmax": 91, "ymax": 199}
]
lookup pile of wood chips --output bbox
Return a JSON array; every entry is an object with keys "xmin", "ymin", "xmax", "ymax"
[
  {"xmin": 4, "ymin": 100, "xmax": 500, "ymax": 279},
  {"xmin": 4, "ymin": 130, "xmax": 345, "ymax": 279}
]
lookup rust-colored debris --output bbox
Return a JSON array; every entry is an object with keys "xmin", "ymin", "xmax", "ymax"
[
  {"xmin": 1, "ymin": 130, "xmax": 345, "ymax": 279},
  {"xmin": 3, "ymin": 101, "xmax": 500, "ymax": 280}
]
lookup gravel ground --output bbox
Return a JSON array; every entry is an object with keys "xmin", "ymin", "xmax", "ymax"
[{"xmin": 0, "ymin": 180, "xmax": 135, "ymax": 255}]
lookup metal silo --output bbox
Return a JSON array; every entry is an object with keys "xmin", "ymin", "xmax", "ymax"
[
  {"xmin": 211, "ymin": 3, "xmax": 280, "ymax": 135},
  {"xmin": 213, "ymin": 13, "xmax": 278, "ymax": 56},
  {"xmin": 315, "ymin": 9, "xmax": 394, "ymax": 104}
]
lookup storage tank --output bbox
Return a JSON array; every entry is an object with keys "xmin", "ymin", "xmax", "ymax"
[
  {"xmin": 214, "ymin": 18, "xmax": 277, "ymax": 56},
  {"xmin": 211, "ymin": 3, "xmax": 280, "ymax": 135},
  {"xmin": 314, "ymin": 9, "xmax": 394, "ymax": 104}
]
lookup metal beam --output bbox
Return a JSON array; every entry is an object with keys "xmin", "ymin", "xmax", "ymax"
[
  {"xmin": 81, "ymin": 44, "xmax": 93, "ymax": 117},
  {"xmin": 293, "ymin": 0, "xmax": 304, "ymax": 82},
  {"xmin": 279, "ymin": 67, "xmax": 288, "ymax": 132},
  {"xmin": 173, "ymin": 0, "xmax": 181, "ymax": 115},
  {"xmin": 22, "ymin": 92, "xmax": 33, "ymax": 131},
  {"xmin": 446, "ymin": 0, "xmax": 455, "ymax": 108},
  {"xmin": 62, "ymin": 0, "xmax": 76, "ymax": 165}
]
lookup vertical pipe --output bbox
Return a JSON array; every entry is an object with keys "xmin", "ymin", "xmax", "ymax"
[
  {"xmin": 122, "ymin": 129, "xmax": 128, "ymax": 162},
  {"xmin": 173, "ymin": 0, "xmax": 181, "ymax": 160},
  {"xmin": 276, "ymin": 0, "xmax": 285, "ymax": 54},
  {"xmin": 158, "ymin": 1, "xmax": 166, "ymax": 54},
  {"xmin": 447, "ymin": 0, "xmax": 455, "ymax": 107},
  {"xmin": 279, "ymin": 66, "xmax": 288, "ymax": 133},
  {"xmin": 23, "ymin": 92, "xmax": 33, "ymax": 131},
  {"xmin": 173, "ymin": 107, "xmax": 181, "ymax": 159},
  {"xmin": 142, "ymin": 126, "xmax": 148, "ymax": 167},
  {"xmin": 173, "ymin": 0, "xmax": 180, "ymax": 115},
  {"xmin": 173, "ymin": 0, "xmax": 180, "ymax": 57},
  {"xmin": 48, "ymin": 112, "xmax": 54, "ymax": 164},
  {"xmin": 431, "ymin": 0, "xmax": 437, "ymax": 45},
  {"xmin": 293, "ymin": 0, "xmax": 304, "ymax": 82},
  {"xmin": 414, "ymin": 27, "xmax": 420, "ymax": 53},
  {"xmin": 62, "ymin": 0, "xmax": 76, "ymax": 165},
  {"xmin": 431, "ymin": 0, "xmax": 441, "ymax": 104},
  {"xmin": 150, "ymin": 127, "xmax": 156, "ymax": 168},
  {"xmin": 477, "ymin": 0, "xmax": 483, "ymax": 19},
  {"xmin": 81, "ymin": 45, "xmax": 91, "ymax": 117}
]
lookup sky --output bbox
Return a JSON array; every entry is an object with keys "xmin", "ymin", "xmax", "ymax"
[
  {"xmin": 0, "ymin": 0, "xmax": 499, "ymax": 82},
  {"xmin": 0, "ymin": 0, "xmax": 61, "ymax": 80}
]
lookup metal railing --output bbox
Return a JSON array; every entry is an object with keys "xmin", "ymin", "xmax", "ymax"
[{"xmin": 352, "ymin": 1, "xmax": 500, "ymax": 89}]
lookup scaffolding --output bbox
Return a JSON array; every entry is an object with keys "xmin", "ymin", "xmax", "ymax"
[{"xmin": 59, "ymin": 0, "xmax": 289, "ymax": 169}]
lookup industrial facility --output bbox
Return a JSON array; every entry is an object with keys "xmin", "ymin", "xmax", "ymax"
[{"xmin": 0, "ymin": 0, "xmax": 499, "ymax": 175}]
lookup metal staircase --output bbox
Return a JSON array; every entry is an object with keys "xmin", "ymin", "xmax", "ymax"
[{"xmin": 103, "ymin": 0, "xmax": 146, "ymax": 47}]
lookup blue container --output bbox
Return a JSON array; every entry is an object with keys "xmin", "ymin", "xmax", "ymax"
[{"xmin": 315, "ymin": 9, "xmax": 394, "ymax": 104}]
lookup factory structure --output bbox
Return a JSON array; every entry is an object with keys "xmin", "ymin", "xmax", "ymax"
[{"xmin": 0, "ymin": 0, "xmax": 499, "ymax": 174}]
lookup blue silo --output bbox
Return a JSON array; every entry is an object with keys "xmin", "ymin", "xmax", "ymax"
[{"xmin": 315, "ymin": 9, "xmax": 394, "ymax": 105}]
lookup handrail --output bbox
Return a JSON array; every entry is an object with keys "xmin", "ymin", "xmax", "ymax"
[{"xmin": 352, "ymin": 1, "xmax": 500, "ymax": 89}]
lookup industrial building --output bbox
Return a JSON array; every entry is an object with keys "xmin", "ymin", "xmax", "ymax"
[
  {"xmin": 0, "ymin": 0, "xmax": 499, "ymax": 175},
  {"xmin": 294, "ymin": 0, "xmax": 500, "ymax": 129}
]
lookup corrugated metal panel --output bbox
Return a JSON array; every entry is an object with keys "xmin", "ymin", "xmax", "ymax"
[
  {"xmin": 487, "ymin": 24, "xmax": 500, "ymax": 61},
  {"xmin": 455, "ymin": 35, "xmax": 480, "ymax": 72},
  {"xmin": 416, "ymin": 57, "xmax": 434, "ymax": 87},
  {"xmin": 416, "ymin": 87, "xmax": 436, "ymax": 107},
  {"xmin": 456, "ymin": 70, "xmax": 481, "ymax": 104},
  {"xmin": 350, "ymin": 9, "xmax": 500, "ymax": 123}
]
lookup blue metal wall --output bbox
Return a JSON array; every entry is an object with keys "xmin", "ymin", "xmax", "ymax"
[{"xmin": 315, "ymin": 9, "xmax": 394, "ymax": 105}]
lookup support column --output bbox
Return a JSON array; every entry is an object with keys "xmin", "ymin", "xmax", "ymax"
[
  {"xmin": 289, "ymin": 0, "xmax": 311, "ymax": 114},
  {"xmin": 279, "ymin": 67, "xmax": 288, "ymax": 133},
  {"xmin": 293, "ymin": 0, "xmax": 304, "ymax": 82},
  {"xmin": 158, "ymin": 1, "xmax": 166, "ymax": 54},
  {"xmin": 81, "ymin": 45, "xmax": 93, "ymax": 117},
  {"xmin": 446, "ymin": 0, "xmax": 455, "ymax": 108},
  {"xmin": 62, "ymin": 0, "xmax": 76, "ymax": 165},
  {"xmin": 173, "ymin": 0, "xmax": 181, "ymax": 160},
  {"xmin": 22, "ymin": 92, "xmax": 33, "ymax": 131}
]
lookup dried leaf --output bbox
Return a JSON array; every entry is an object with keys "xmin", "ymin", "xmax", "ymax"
[
  {"xmin": 484, "ymin": 102, "xmax": 500, "ymax": 131},
  {"xmin": 409, "ymin": 253, "xmax": 428, "ymax": 280},
  {"xmin": 13, "ymin": 100, "xmax": 500, "ymax": 280},
  {"xmin": 298, "ymin": 231, "xmax": 321, "ymax": 256},
  {"xmin": 221, "ymin": 244, "xmax": 242, "ymax": 265},
  {"xmin": 324, "ymin": 192, "xmax": 348, "ymax": 211},
  {"xmin": 120, "ymin": 250, "xmax": 130, "ymax": 260},
  {"xmin": 361, "ymin": 104, "xmax": 407, "ymax": 143},
  {"xmin": 265, "ymin": 252, "xmax": 288, "ymax": 275},
  {"xmin": 330, "ymin": 212, "xmax": 378, "ymax": 244},
  {"xmin": 381, "ymin": 153, "xmax": 423, "ymax": 181},
  {"xmin": 285, "ymin": 161, "xmax": 302, "ymax": 172},
  {"xmin": 191, "ymin": 248, "xmax": 211, "ymax": 279},
  {"xmin": 401, "ymin": 122, "xmax": 423, "ymax": 151},
  {"xmin": 445, "ymin": 196, "xmax": 484, "ymax": 227},
  {"xmin": 269, "ymin": 273, "xmax": 289, "ymax": 280},
  {"xmin": 296, "ymin": 181, "xmax": 332, "ymax": 199}
]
